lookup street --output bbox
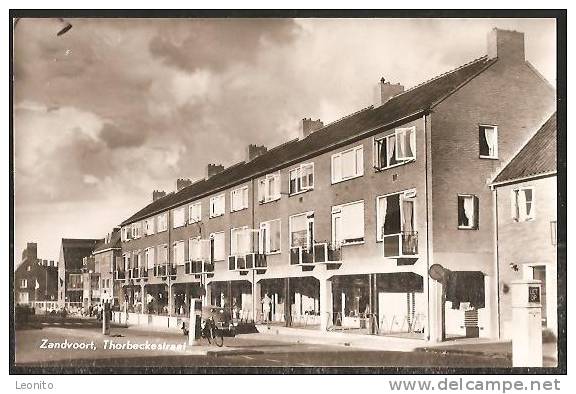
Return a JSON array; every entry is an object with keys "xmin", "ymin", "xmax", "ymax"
[{"xmin": 14, "ymin": 316, "xmax": 512, "ymax": 369}]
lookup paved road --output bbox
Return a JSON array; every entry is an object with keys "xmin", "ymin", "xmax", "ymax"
[{"xmin": 14, "ymin": 317, "xmax": 511, "ymax": 369}]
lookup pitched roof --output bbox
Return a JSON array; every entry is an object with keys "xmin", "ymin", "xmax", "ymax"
[
  {"xmin": 121, "ymin": 56, "xmax": 497, "ymax": 226},
  {"xmin": 60, "ymin": 238, "xmax": 102, "ymax": 270},
  {"xmin": 493, "ymin": 112, "xmax": 557, "ymax": 185},
  {"xmin": 93, "ymin": 229, "xmax": 121, "ymax": 253}
]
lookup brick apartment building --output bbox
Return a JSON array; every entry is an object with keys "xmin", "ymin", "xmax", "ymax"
[
  {"xmin": 91, "ymin": 229, "xmax": 123, "ymax": 307},
  {"xmin": 14, "ymin": 242, "xmax": 58, "ymax": 308},
  {"xmin": 491, "ymin": 113, "xmax": 557, "ymax": 339},
  {"xmin": 116, "ymin": 28, "xmax": 556, "ymax": 342},
  {"xmin": 58, "ymin": 238, "xmax": 102, "ymax": 308}
]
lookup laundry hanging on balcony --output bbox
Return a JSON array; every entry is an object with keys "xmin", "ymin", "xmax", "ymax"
[{"xmin": 445, "ymin": 271, "xmax": 485, "ymax": 310}]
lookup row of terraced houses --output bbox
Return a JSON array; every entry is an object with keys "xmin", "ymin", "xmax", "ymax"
[{"xmin": 55, "ymin": 28, "xmax": 558, "ymax": 343}]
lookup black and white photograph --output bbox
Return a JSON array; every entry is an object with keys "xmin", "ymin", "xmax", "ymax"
[{"xmin": 8, "ymin": 9, "xmax": 566, "ymax": 380}]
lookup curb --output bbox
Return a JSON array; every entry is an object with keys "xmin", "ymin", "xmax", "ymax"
[
  {"xmin": 206, "ymin": 348, "xmax": 265, "ymax": 357},
  {"xmin": 415, "ymin": 347, "xmax": 557, "ymax": 363}
]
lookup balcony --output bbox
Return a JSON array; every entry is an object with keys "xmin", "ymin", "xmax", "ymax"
[
  {"xmin": 154, "ymin": 264, "xmax": 167, "ymax": 277},
  {"xmin": 186, "ymin": 260, "xmax": 214, "ymax": 275},
  {"xmin": 131, "ymin": 267, "xmax": 140, "ymax": 279},
  {"xmin": 291, "ymin": 243, "xmax": 342, "ymax": 266},
  {"xmin": 229, "ymin": 253, "xmax": 266, "ymax": 272},
  {"xmin": 383, "ymin": 231, "xmax": 418, "ymax": 259},
  {"xmin": 139, "ymin": 267, "xmax": 148, "ymax": 278}
]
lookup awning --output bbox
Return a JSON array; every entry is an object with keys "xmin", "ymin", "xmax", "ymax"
[{"xmin": 445, "ymin": 271, "xmax": 485, "ymax": 309}]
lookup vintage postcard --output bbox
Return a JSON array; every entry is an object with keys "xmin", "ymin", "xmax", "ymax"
[{"xmin": 10, "ymin": 10, "xmax": 566, "ymax": 378}]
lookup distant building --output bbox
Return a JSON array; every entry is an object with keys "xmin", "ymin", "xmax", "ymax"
[
  {"xmin": 91, "ymin": 228, "xmax": 123, "ymax": 307},
  {"xmin": 58, "ymin": 238, "xmax": 102, "ymax": 308},
  {"xmin": 492, "ymin": 113, "xmax": 557, "ymax": 339},
  {"xmin": 14, "ymin": 242, "xmax": 58, "ymax": 307}
]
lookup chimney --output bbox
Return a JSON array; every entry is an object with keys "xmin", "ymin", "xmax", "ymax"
[
  {"xmin": 152, "ymin": 190, "xmax": 167, "ymax": 202},
  {"xmin": 487, "ymin": 28, "xmax": 525, "ymax": 63},
  {"xmin": 176, "ymin": 178, "xmax": 193, "ymax": 191},
  {"xmin": 207, "ymin": 163, "xmax": 225, "ymax": 178},
  {"xmin": 374, "ymin": 78, "xmax": 404, "ymax": 107},
  {"xmin": 301, "ymin": 118, "xmax": 324, "ymax": 139},
  {"xmin": 247, "ymin": 144, "xmax": 268, "ymax": 161}
]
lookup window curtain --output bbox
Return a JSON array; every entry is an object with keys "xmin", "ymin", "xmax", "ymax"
[
  {"xmin": 355, "ymin": 148, "xmax": 363, "ymax": 175},
  {"xmin": 270, "ymin": 220, "xmax": 281, "ymax": 252},
  {"xmin": 463, "ymin": 197, "xmax": 475, "ymax": 227},
  {"xmin": 484, "ymin": 128, "xmax": 495, "ymax": 156},
  {"xmin": 518, "ymin": 190, "xmax": 527, "ymax": 221},
  {"xmin": 402, "ymin": 199, "xmax": 414, "ymax": 233},
  {"xmin": 378, "ymin": 197, "xmax": 388, "ymax": 240},
  {"xmin": 378, "ymin": 139, "xmax": 387, "ymax": 168},
  {"xmin": 407, "ymin": 128, "xmax": 416, "ymax": 158},
  {"xmin": 387, "ymin": 135, "xmax": 396, "ymax": 165},
  {"xmin": 147, "ymin": 249, "xmax": 155, "ymax": 270},
  {"xmin": 397, "ymin": 130, "xmax": 407, "ymax": 159}
]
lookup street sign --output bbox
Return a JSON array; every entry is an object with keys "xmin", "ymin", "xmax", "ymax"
[{"xmin": 528, "ymin": 286, "xmax": 541, "ymax": 303}]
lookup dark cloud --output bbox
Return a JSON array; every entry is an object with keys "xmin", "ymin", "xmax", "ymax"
[
  {"xmin": 149, "ymin": 19, "xmax": 300, "ymax": 72},
  {"xmin": 100, "ymin": 122, "xmax": 148, "ymax": 149}
]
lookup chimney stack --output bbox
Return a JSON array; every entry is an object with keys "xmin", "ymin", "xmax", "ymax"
[
  {"xmin": 176, "ymin": 178, "xmax": 193, "ymax": 191},
  {"xmin": 247, "ymin": 144, "xmax": 268, "ymax": 161},
  {"xmin": 374, "ymin": 78, "xmax": 404, "ymax": 107},
  {"xmin": 207, "ymin": 164, "xmax": 225, "ymax": 178},
  {"xmin": 301, "ymin": 118, "xmax": 324, "ymax": 139},
  {"xmin": 487, "ymin": 28, "xmax": 525, "ymax": 63},
  {"xmin": 152, "ymin": 190, "xmax": 167, "ymax": 202}
]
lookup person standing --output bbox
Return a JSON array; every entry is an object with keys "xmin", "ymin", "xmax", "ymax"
[{"xmin": 261, "ymin": 293, "xmax": 272, "ymax": 323}]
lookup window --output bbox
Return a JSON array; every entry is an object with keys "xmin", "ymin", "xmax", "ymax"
[
  {"xmin": 289, "ymin": 163, "xmax": 314, "ymax": 195},
  {"xmin": 331, "ymin": 145, "xmax": 363, "ymax": 183},
  {"xmin": 121, "ymin": 226, "xmax": 131, "ymax": 242},
  {"xmin": 258, "ymin": 173, "xmax": 281, "ymax": 203},
  {"xmin": 332, "ymin": 200, "xmax": 365, "ymax": 245},
  {"xmin": 210, "ymin": 194, "xmax": 225, "ymax": 218},
  {"xmin": 188, "ymin": 202, "xmax": 202, "ymax": 223},
  {"xmin": 458, "ymin": 194, "xmax": 479, "ymax": 229},
  {"xmin": 144, "ymin": 247, "xmax": 155, "ymax": 270},
  {"xmin": 173, "ymin": 207, "xmax": 185, "ymax": 228},
  {"xmin": 230, "ymin": 227, "xmax": 250, "ymax": 256},
  {"xmin": 231, "ymin": 186, "xmax": 249, "ymax": 212},
  {"xmin": 26, "ymin": 265, "xmax": 31, "ymax": 272},
  {"xmin": 511, "ymin": 187, "xmax": 535, "ymax": 222},
  {"xmin": 289, "ymin": 212, "xmax": 314, "ymax": 249},
  {"xmin": 479, "ymin": 125, "xmax": 498, "ymax": 159},
  {"xmin": 122, "ymin": 253, "xmax": 131, "ymax": 271},
  {"xmin": 20, "ymin": 279, "xmax": 28, "ymax": 288},
  {"xmin": 260, "ymin": 219, "xmax": 281, "ymax": 254},
  {"xmin": 68, "ymin": 274, "xmax": 83, "ymax": 289},
  {"xmin": 188, "ymin": 237, "xmax": 202, "ymax": 261},
  {"xmin": 157, "ymin": 213, "xmax": 168, "ymax": 232},
  {"xmin": 132, "ymin": 251, "xmax": 141, "ymax": 270},
  {"xmin": 377, "ymin": 190, "xmax": 417, "ymax": 240},
  {"xmin": 210, "ymin": 232, "xmax": 225, "ymax": 261},
  {"xmin": 173, "ymin": 241, "xmax": 185, "ymax": 266},
  {"xmin": 374, "ymin": 127, "xmax": 416, "ymax": 170},
  {"xmin": 143, "ymin": 218, "xmax": 155, "ymax": 236},
  {"xmin": 157, "ymin": 244, "xmax": 168, "ymax": 266},
  {"xmin": 132, "ymin": 222, "xmax": 142, "ymax": 239}
]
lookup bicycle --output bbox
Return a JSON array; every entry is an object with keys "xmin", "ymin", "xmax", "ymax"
[{"xmin": 201, "ymin": 317, "xmax": 224, "ymax": 347}]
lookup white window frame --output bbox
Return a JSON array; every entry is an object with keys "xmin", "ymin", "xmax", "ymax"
[
  {"xmin": 376, "ymin": 189, "xmax": 417, "ymax": 241},
  {"xmin": 289, "ymin": 211, "xmax": 315, "ymax": 249},
  {"xmin": 172, "ymin": 240, "xmax": 186, "ymax": 266},
  {"xmin": 331, "ymin": 145, "xmax": 364, "ymax": 184},
  {"xmin": 373, "ymin": 126, "xmax": 416, "ymax": 171},
  {"xmin": 188, "ymin": 202, "xmax": 202, "ymax": 224},
  {"xmin": 188, "ymin": 236, "xmax": 201, "ymax": 262},
  {"xmin": 511, "ymin": 186, "xmax": 535, "ymax": 222},
  {"xmin": 157, "ymin": 213, "xmax": 168, "ymax": 233},
  {"xmin": 156, "ymin": 244, "xmax": 168, "ymax": 266},
  {"xmin": 230, "ymin": 226, "xmax": 250, "ymax": 256},
  {"xmin": 331, "ymin": 200, "xmax": 365, "ymax": 246},
  {"xmin": 259, "ymin": 219, "xmax": 282, "ymax": 255},
  {"xmin": 457, "ymin": 194, "xmax": 479, "ymax": 230},
  {"xmin": 144, "ymin": 218, "xmax": 155, "ymax": 236},
  {"xmin": 209, "ymin": 194, "xmax": 226, "ymax": 218},
  {"xmin": 289, "ymin": 162, "xmax": 314, "ymax": 195},
  {"xmin": 258, "ymin": 172, "xmax": 281, "ymax": 204},
  {"xmin": 230, "ymin": 186, "xmax": 249, "ymax": 212},
  {"xmin": 20, "ymin": 279, "xmax": 27, "ymax": 288},
  {"xmin": 144, "ymin": 247, "xmax": 155, "ymax": 270},
  {"xmin": 131, "ymin": 222, "xmax": 142, "ymax": 239},
  {"xmin": 210, "ymin": 232, "xmax": 225, "ymax": 262},
  {"xmin": 479, "ymin": 124, "xmax": 498, "ymax": 159},
  {"xmin": 172, "ymin": 207, "xmax": 186, "ymax": 228}
]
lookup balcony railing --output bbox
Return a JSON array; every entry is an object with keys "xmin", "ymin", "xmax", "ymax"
[
  {"xmin": 383, "ymin": 231, "xmax": 418, "ymax": 258},
  {"xmin": 229, "ymin": 253, "xmax": 266, "ymax": 271},
  {"xmin": 186, "ymin": 260, "xmax": 215, "ymax": 275},
  {"xmin": 139, "ymin": 267, "xmax": 148, "ymax": 278},
  {"xmin": 154, "ymin": 264, "xmax": 167, "ymax": 277},
  {"xmin": 291, "ymin": 243, "xmax": 341, "ymax": 265},
  {"xmin": 131, "ymin": 267, "xmax": 140, "ymax": 279}
]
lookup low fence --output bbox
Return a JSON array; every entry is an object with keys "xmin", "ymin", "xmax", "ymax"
[{"xmin": 112, "ymin": 311, "xmax": 189, "ymax": 331}]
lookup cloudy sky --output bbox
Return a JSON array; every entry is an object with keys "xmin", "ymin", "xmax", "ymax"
[{"xmin": 13, "ymin": 17, "xmax": 556, "ymax": 261}]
